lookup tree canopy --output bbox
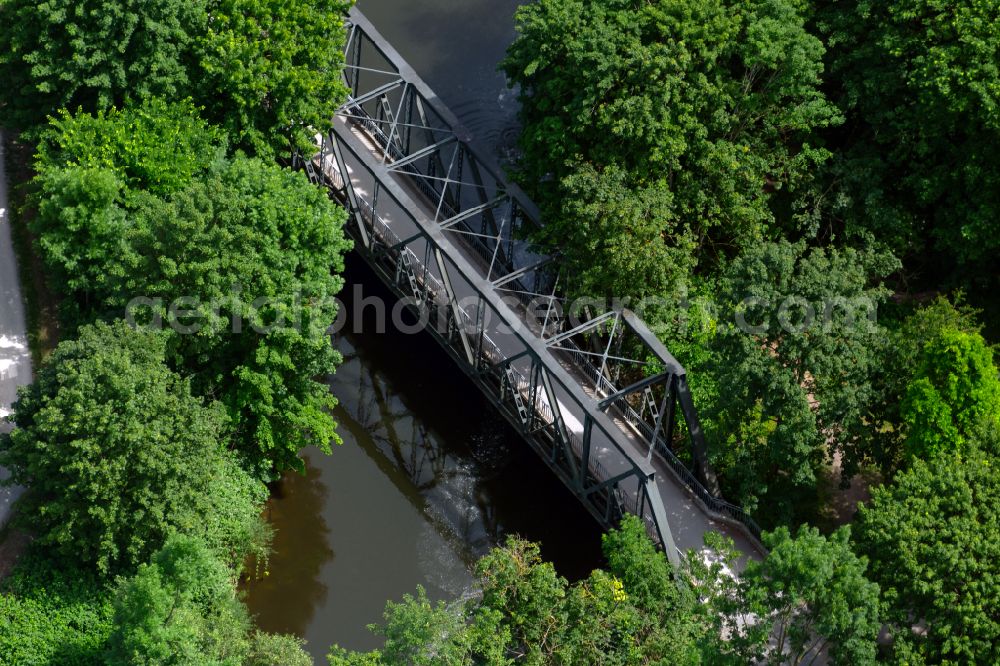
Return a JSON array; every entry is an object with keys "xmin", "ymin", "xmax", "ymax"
[
  {"xmin": 901, "ymin": 329, "xmax": 1000, "ymax": 461},
  {"xmin": 503, "ymin": 0, "xmax": 840, "ymax": 288},
  {"xmin": 0, "ymin": 0, "xmax": 351, "ymax": 156},
  {"xmin": 106, "ymin": 535, "xmax": 312, "ymax": 666},
  {"xmin": 0, "ymin": 0, "xmax": 203, "ymax": 131},
  {"xmin": 328, "ymin": 516, "xmax": 709, "ymax": 665},
  {"xmin": 737, "ymin": 527, "xmax": 879, "ymax": 665},
  {"xmin": 30, "ymin": 101, "xmax": 352, "ymax": 476},
  {"xmin": 105, "ymin": 535, "xmax": 250, "ymax": 665},
  {"xmin": 854, "ymin": 431, "xmax": 1000, "ymax": 663},
  {"xmin": 864, "ymin": 296, "xmax": 989, "ymax": 475},
  {"xmin": 700, "ymin": 240, "xmax": 897, "ymax": 522},
  {"xmin": 818, "ymin": 0, "xmax": 1000, "ymax": 271},
  {"xmin": 0, "ymin": 321, "xmax": 265, "ymax": 575},
  {"xmin": 195, "ymin": 0, "xmax": 353, "ymax": 156}
]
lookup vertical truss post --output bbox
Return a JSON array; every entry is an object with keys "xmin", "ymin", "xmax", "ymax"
[
  {"xmin": 350, "ymin": 26, "xmax": 361, "ymax": 96},
  {"xmin": 676, "ymin": 374, "xmax": 720, "ymax": 496},
  {"xmin": 433, "ymin": 248, "xmax": 475, "ymax": 366},
  {"xmin": 580, "ymin": 416, "xmax": 593, "ymax": 489},
  {"xmin": 644, "ymin": 481, "xmax": 680, "ymax": 567},
  {"xmin": 414, "ymin": 97, "xmax": 448, "ymax": 185},
  {"xmin": 539, "ymin": 369, "xmax": 581, "ymax": 491},
  {"xmin": 466, "ymin": 158, "xmax": 507, "ymax": 268},
  {"xmin": 646, "ymin": 375, "xmax": 674, "ymax": 462},
  {"xmin": 330, "ymin": 133, "xmax": 371, "ymax": 250},
  {"xmin": 596, "ymin": 313, "xmax": 621, "ymax": 394},
  {"xmin": 474, "ymin": 295, "xmax": 486, "ymax": 368}
]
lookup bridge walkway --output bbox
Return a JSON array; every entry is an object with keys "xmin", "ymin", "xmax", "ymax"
[{"xmin": 303, "ymin": 6, "xmax": 765, "ymax": 566}]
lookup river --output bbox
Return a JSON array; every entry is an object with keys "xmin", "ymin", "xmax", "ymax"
[{"xmin": 243, "ymin": 2, "xmax": 604, "ymax": 660}]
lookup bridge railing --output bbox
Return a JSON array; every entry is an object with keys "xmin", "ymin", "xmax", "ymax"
[
  {"xmin": 309, "ymin": 6, "xmax": 772, "ymax": 559},
  {"xmin": 310, "ymin": 123, "xmax": 680, "ymax": 554}
]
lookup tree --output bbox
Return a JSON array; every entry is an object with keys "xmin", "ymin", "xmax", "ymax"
[
  {"xmin": 31, "ymin": 100, "xmax": 227, "ymax": 323},
  {"xmin": 865, "ymin": 296, "xmax": 987, "ymax": 474},
  {"xmin": 0, "ymin": 0, "xmax": 203, "ymax": 131},
  {"xmin": 36, "ymin": 99, "xmax": 226, "ymax": 199},
  {"xmin": 0, "ymin": 0, "xmax": 351, "ymax": 155},
  {"xmin": 901, "ymin": 329, "xmax": 1000, "ymax": 461},
  {"xmin": 502, "ymin": 0, "xmax": 840, "ymax": 286},
  {"xmin": 599, "ymin": 515, "xmax": 705, "ymax": 661},
  {"xmin": 0, "ymin": 321, "xmax": 255, "ymax": 574},
  {"xmin": 724, "ymin": 526, "xmax": 880, "ymax": 665},
  {"xmin": 124, "ymin": 157, "xmax": 350, "ymax": 476},
  {"xmin": 0, "ymin": 555, "xmax": 114, "ymax": 665},
  {"xmin": 854, "ymin": 434, "xmax": 1000, "ymax": 663},
  {"xmin": 246, "ymin": 633, "xmax": 314, "ymax": 666},
  {"xmin": 817, "ymin": 0, "xmax": 1000, "ymax": 272},
  {"xmin": 195, "ymin": 0, "xmax": 353, "ymax": 158},
  {"xmin": 328, "ymin": 516, "xmax": 707, "ymax": 664},
  {"xmin": 702, "ymin": 240, "xmax": 897, "ymax": 522},
  {"xmin": 535, "ymin": 164, "xmax": 696, "ymax": 302},
  {"xmin": 105, "ymin": 535, "xmax": 250, "ymax": 665},
  {"xmin": 31, "ymin": 103, "xmax": 352, "ymax": 476}
]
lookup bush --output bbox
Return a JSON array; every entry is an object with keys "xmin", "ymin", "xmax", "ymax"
[
  {"xmin": 0, "ymin": 321, "xmax": 263, "ymax": 575},
  {"xmin": 0, "ymin": 555, "xmax": 114, "ymax": 665}
]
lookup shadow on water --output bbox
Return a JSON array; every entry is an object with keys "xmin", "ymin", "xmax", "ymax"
[{"xmin": 243, "ymin": 462, "xmax": 334, "ymax": 637}]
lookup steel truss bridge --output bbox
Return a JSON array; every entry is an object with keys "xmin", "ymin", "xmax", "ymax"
[{"xmin": 296, "ymin": 6, "xmax": 763, "ymax": 565}]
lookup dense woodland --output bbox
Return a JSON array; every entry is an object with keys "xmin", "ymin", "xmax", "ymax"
[{"xmin": 0, "ymin": 0, "xmax": 998, "ymax": 664}]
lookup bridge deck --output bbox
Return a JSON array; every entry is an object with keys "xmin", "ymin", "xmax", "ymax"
[{"xmin": 324, "ymin": 114, "xmax": 763, "ymax": 564}]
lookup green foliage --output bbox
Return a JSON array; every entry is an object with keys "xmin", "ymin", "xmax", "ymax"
[
  {"xmin": 854, "ymin": 437, "xmax": 1000, "ymax": 663},
  {"xmin": 474, "ymin": 537, "xmax": 567, "ymax": 661},
  {"xmin": 330, "ymin": 518, "xmax": 883, "ymax": 665},
  {"xmin": 31, "ymin": 103, "xmax": 352, "ymax": 476},
  {"xmin": 328, "ymin": 516, "xmax": 706, "ymax": 665},
  {"xmin": 124, "ymin": 156, "xmax": 350, "ymax": 476},
  {"xmin": 746, "ymin": 527, "xmax": 880, "ymax": 665},
  {"xmin": 702, "ymin": 240, "xmax": 897, "ymax": 522},
  {"xmin": 0, "ymin": 555, "xmax": 114, "ymax": 665},
  {"xmin": 0, "ymin": 0, "xmax": 351, "ymax": 154},
  {"xmin": 692, "ymin": 527, "xmax": 880, "ymax": 665},
  {"xmin": 866, "ymin": 296, "xmax": 987, "ymax": 474},
  {"xmin": 195, "ymin": 0, "xmax": 354, "ymax": 157},
  {"xmin": 201, "ymin": 458, "xmax": 273, "ymax": 575},
  {"xmin": 818, "ymin": 0, "xmax": 1000, "ymax": 270},
  {"xmin": 36, "ymin": 100, "xmax": 226, "ymax": 198},
  {"xmin": 503, "ymin": 0, "xmax": 840, "ymax": 287},
  {"xmin": 537, "ymin": 164, "xmax": 696, "ymax": 301},
  {"xmin": 377, "ymin": 587, "xmax": 474, "ymax": 666},
  {"xmin": 0, "ymin": 321, "xmax": 240, "ymax": 575},
  {"xmin": 245, "ymin": 632, "xmax": 314, "ymax": 666},
  {"xmin": 0, "ymin": 0, "xmax": 203, "ymax": 131},
  {"xmin": 105, "ymin": 534, "xmax": 250, "ymax": 665},
  {"xmin": 901, "ymin": 329, "xmax": 1000, "ymax": 460}
]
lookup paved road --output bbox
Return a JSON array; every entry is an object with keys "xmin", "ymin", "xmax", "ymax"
[{"xmin": 0, "ymin": 129, "xmax": 31, "ymax": 526}]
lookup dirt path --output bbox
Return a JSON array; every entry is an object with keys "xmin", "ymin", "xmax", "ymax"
[{"xmin": 0, "ymin": 129, "xmax": 32, "ymax": 527}]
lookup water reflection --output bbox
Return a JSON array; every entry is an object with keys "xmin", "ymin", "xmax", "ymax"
[
  {"xmin": 244, "ymin": 260, "xmax": 603, "ymax": 660},
  {"xmin": 245, "ymin": 461, "xmax": 334, "ymax": 637},
  {"xmin": 245, "ymin": 2, "xmax": 604, "ymax": 658}
]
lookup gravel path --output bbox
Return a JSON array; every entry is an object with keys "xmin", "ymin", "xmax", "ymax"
[{"xmin": 0, "ymin": 129, "xmax": 32, "ymax": 527}]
